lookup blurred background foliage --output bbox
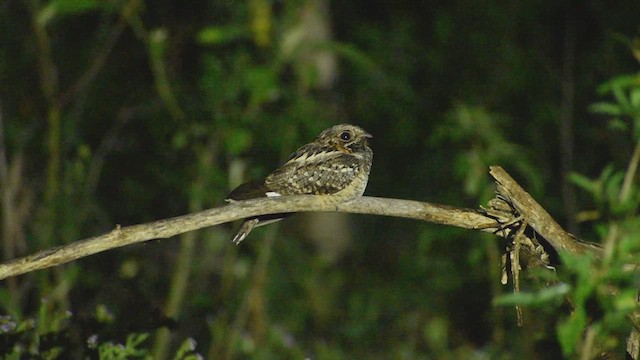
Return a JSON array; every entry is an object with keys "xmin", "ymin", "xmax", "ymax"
[{"xmin": 1, "ymin": 0, "xmax": 640, "ymax": 358}]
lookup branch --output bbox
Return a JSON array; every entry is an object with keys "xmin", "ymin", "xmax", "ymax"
[
  {"xmin": 490, "ymin": 166, "xmax": 594, "ymax": 255},
  {"xmin": 0, "ymin": 166, "xmax": 604, "ymax": 282},
  {"xmin": 489, "ymin": 167, "xmax": 640, "ymax": 357},
  {"xmin": 0, "ymin": 196, "xmax": 499, "ymax": 280}
]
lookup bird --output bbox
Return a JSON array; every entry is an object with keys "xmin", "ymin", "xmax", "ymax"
[{"xmin": 226, "ymin": 124, "xmax": 374, "ymax": 245}]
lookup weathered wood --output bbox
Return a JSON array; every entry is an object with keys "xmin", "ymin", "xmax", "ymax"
[{"xmin": 0, "ymin": 195, "xmax": 499, "ymax": 280}]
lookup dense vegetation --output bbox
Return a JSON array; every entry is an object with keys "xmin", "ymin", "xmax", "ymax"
[{"xmin": 1, "ymin": 0, "xmax": 640, "ymax": 358}]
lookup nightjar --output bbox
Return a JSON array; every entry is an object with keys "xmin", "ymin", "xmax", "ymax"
[{"xmin": 226, "ymin": 124, "xmax": 373, "ymax": 244}]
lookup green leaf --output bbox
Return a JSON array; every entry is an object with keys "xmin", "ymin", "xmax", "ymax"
[
  {"xmin": 613, "ymin": 288, "xmax": 638, "ymax": 313},
  {"xmin": 557, "ymin": 309, "xmax": 588, "ymax": 356},
  {"xmin": 608, "ymin": 118, "xmax": 628, "ymax": 132},
  {"xmin": 612, "ymin": 86, "xmax": 631, "ymax": 112},
  {"xmin": 597, "ymin": 74, "xmax": 640, "ymax": 94},
  {"xmin": 197, "ymin": 26, "xmax": 248, "ymax": 45},
  {"xmin": 589, "ymin": 102, "xmax": 622, "ymax": 116},
  {"xmin": 243, "ymin": 66, "xmax": 279, "ymax": 108},
  {"xmin": 493, "ymin": 283, "xmax": 570, "ymax": 307},
  {"xmin": 39, "ymin": 0, "xmax": 114, "ymax": 25},
  {"xmin": 225, "ymin": 128, "xmax": 253, "ymax": 155},
  {"xmin": 558, "ymin": 251, "xmax": 596, "ymax": 292},
  {"xmin": 173, "ymin": 338, "xmax": 198, "ymax": 360},
  {"xmin": 604, "ymin": 171, "xmax": 624, "ymax": 212},
  {"xmin": 328, "ymin": 42, "xmax": 380, "ymax": 74},
  {"xmin": 95, "ymin": 304, "xmax": 114, "ymax": 324},
  {"xmin": 99, "ymin": 333, "xmax": 151, "ymax": 359},
  {"xmin": 563, "ymin": 252, "xmax": 595, "ymax": 276},
  {"xmin": 569, "ymin": 172, "xmax": 597, "ymax": 195},
  {"xmin": 125, "ymin": 333, "xmax": 150, "ymax": 353},
  {"xmin": 630, "ymin": 89, "xmax": 640, "ymax": 108},
  {"xmin": 617, "ymin": 219, "xmax": 640, "ymax": 255}
]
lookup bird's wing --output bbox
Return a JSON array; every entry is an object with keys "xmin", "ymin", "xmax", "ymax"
[
  {"xmin": 226, "ymin": 180, "xmax": 269, "ymax": 201},
  {"xmin": 265, "ymin": 152, "xmax": 362, "ymax": 195}
]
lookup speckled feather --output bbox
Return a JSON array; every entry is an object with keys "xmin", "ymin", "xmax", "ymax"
[
  {"xmin": 227, "ymin": 124, "xmax": 373, "ymax": 244},
  {"xmin": 266, "ymin": 150, "xmax": 367, "ymax": 196}
]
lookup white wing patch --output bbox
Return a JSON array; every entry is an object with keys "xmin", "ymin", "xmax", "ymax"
[
  {"xmin": 287, "ymin": 150, "xmax": 332, "ymax": 165},
  {"xmin": 265, "ymin": 191, "xmax": 282, "ymax": 197}
]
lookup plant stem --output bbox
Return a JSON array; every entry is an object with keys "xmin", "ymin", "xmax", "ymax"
[{"xmin": 619, "ymin": 139, "xmax": 640, "ymax": 203}]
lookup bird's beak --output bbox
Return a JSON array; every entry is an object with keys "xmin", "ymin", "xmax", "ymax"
[{"xmin": 364, "ymin": 132, "xmax": 373, "ymax": 139}]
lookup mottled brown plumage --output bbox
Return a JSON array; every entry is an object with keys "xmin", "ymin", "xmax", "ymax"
[{"xmin": 226, "ymin": 124, "xmax": 373, "ymax": 244}]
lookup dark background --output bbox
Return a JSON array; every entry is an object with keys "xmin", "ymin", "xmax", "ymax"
[{"xmin": 1, "ymin": 0, "xmax": 639, "ymax": 358}]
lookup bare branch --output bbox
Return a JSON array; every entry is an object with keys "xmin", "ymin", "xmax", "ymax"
[
  {"xmin": 1, "ymin": 166, "xmax": 605, "ymax": 284},
  {"xmin": 490, "ymin": 166, "xmax": 591, "ymax": 255},
  {"xmin": 0, "ymin": 196, "xmax": 498, "ymax": 280}
]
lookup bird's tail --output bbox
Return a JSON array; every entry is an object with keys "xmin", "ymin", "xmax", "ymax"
[
  {"xmin": 230, "ymin": 213, "xmax": 295, "ymax": 245},
  {"xmin": 231, "ymin": 218, "xmax": 260, "ymax": 245}
]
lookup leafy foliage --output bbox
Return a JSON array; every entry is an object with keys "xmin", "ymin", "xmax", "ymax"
[{"xmin": 1, "ymin": 0, "xmax": 640, "ymax": 358}]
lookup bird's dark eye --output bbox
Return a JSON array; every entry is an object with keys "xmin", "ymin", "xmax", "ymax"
[{"xmin": 340, "ymin": 131, "xmax": 352, "ymax": 141}]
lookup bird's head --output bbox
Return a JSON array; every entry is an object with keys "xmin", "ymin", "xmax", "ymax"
[{"xmin": 317, "ymin": 124, "xmax": 373, "ymax": 154}]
